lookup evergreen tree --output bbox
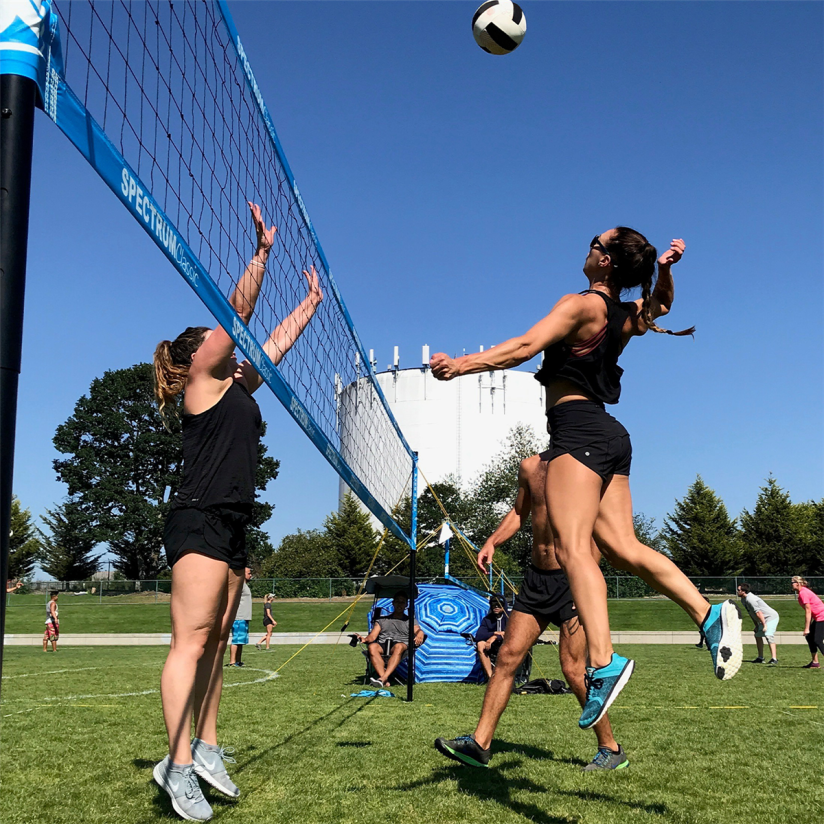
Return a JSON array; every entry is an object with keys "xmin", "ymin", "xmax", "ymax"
[
  {"xmin": 740, "ymin": 477, "xmax": 806, "ymax": 575},
  {"xmin": 9, "ymin": 496, "xmax": 41, "ymax": 579},
  {"xmin": 53, "ymin": 363, "xmax": 279, "ymax": 578},
  {"xmin": 324, "ymin": 493, "xmax": 379, "ymax": 578},
  {"xmin": 38, "ymin": 501, "xmax": 102, "ymax": 581},
  {"xmin": 259, "ymin": 529, "xmax": 341, "ymax": 579},
  {"xmin": 663, "ymin": 476, "xmax": 741, "ymax": 575},
  {"xmin": 799, "ymin": 500, "xmax": 824, "ymax": 575}
]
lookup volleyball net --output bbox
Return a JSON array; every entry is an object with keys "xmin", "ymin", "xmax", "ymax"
[{"xmin": 30, "ymin": 0, "xmax": 415, "ymax": 544}]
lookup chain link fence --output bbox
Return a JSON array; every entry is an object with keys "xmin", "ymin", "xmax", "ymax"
[{"xmin": 7, "ymin": 575, "xmax": 823, "ymax": 606}]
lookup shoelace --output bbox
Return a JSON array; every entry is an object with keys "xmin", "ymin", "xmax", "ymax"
[
  {"xmin": 215, "ymin": 746, "xmax": 236, "ymax": 765},
  {"xmin": 591, "ymin": 748, "xmax": 614, "ymax": 768},
  {"xmin": 182, "ymin": 767, "xmax": 206, "ymax": 802},
  {"xmin": 584, "ymin": 673, "xmax": 604, "ymax": 698}
]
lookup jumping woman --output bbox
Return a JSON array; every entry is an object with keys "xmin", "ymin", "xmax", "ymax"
[
  {"xmin": 152, "ymin": 202, "xmax": 323, "ymax": 821},
  {"xmin": 431, "ymin": 227, "xmax": 742, "ymax": 730}
]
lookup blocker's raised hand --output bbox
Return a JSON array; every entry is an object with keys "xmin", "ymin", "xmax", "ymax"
[
  {"xmin": 657, "ymin": 238, "xmax": 685, "ymax": 267},
  {"xmin": 248, "ymin": 201, "xmax": 277, "ymax": 254},
  {"xmin": 430, "ymin": 352, "xmax": 458, "ymax": 381},
  {"xmin": 302, "ymin": 265, "xmax": 324, "ymax": 306}
]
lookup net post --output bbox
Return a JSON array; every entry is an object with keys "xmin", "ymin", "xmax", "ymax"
[
  {"xmin": 406, "ymin": 454, "xmax": 419, "ymax": 702},
  {"xmin": 0, "ymin": 72, "xmax": 38, "ymax": 690}
]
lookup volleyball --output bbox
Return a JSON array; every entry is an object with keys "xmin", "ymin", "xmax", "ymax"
[{"xmin": 472, "ymin": 1, "xmax": 527, "ymax": 55}]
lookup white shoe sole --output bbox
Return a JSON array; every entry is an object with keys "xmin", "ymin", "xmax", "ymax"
[
  {"xmin": 192, "ymin": 762, "xmax": 240, "ymax": 798},
  {"xmin": 153, "ymin": 762, "xmax": 213, "ymax": 821},
  {"xmin": 714, "ymin": 600, "xmax": 743, "ymax": 681},
  {"xmin": 580, "ymin": 658, "xmax": 635, "ymax": 730}
]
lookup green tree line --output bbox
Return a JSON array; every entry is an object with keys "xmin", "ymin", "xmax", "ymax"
[{"xmin": 10, "ymin": 366, "xmax": 822, "ymax": 583}]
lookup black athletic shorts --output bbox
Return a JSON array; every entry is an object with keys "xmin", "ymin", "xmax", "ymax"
[
  {"xmin": 163, "ymin": 505, "xmax": 251, "ymax": 570},
  {"xmin": 512, "ymin": 565, "xmax": 577, "ymax": 628},
  {"xmin": 546, "ymin": 399, "xmax": 632, "ymax": 481}
]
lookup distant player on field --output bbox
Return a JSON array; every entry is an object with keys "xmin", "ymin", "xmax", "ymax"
[
  {"xmin": 435, "ymin": 451, "xmax": 628, "ymax": 771},
  {"xmin": 792, "ymin": 576, "xmax": 824, "ymax": 669},
  {"xmin": 737, "ymin": 583, "xmax": 779, "ymax": 665},
  {"xmin": 43, "ymin": 591, "xmax": 59, "ymax": 652}
]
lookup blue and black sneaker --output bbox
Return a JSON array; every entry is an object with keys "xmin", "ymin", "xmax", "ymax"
[
  {"xmin": 579, "ymin": 653, "xmax": 635, "ymax": 730},
  {"xmin": 434, "ymin": 735, "xmax": 490, "ymax": 768},
  {"xmin": 701, "ymin": 600, "xmax": 743, "ymax": 681}
]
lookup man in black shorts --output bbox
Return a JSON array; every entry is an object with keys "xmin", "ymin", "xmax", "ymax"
[{"xmin": 435, "ymin": 451, "xmax": 627, "ymax": 771}]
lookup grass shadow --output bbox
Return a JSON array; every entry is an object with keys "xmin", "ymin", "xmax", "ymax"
[
  {"xmin": 336, "ymin": 741, "xmax": 373, "ymax": 748},
  {"xmin": 234, "ymin": 694, "xmax": 377, "ymax": 774},
  {"xmin": 493, "ymin": 738, "xmax": 586, "ymax": 767},
  {"xmin": 397, "ymin": 763, "xmax": 577, "ymax": 824},
  {"xmin": 556, "ymin": 788, "xmax": 668, "ymax": 816}
]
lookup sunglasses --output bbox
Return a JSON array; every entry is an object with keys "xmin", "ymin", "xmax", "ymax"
[{"xmin": 590, "ymin": 235, "xmax": 610, "ymax": 255}]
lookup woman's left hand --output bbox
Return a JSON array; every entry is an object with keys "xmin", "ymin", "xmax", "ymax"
[
  {"xmin": 658, "ymin": 238, "xmax": 685, "ymax": 267},
  {"xmin": 430, "ymin": 353, "xmax": 458, "ymax": 381},
  {"xmin": 302, "ymin": 265, "xmax": 324, "ymax": 307}
]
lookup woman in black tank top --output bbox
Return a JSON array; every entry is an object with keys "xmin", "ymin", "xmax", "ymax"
[
  {"xmin": 150, "ymin": 202, "xmax": 323, "ymax": 803},
  {"xmin": 432, "ymin": 227, "xmax": 742, "ymax": 726}
]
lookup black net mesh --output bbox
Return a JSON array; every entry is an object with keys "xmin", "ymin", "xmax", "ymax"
[{"xmin": 52, "ymin": 1, "xmax": 413, "ymax": 531}]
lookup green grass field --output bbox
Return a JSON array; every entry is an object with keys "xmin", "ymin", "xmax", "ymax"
[
  {"xmin": 3, "ymin": 595, "xmax": 799, "ymax": 635},
  {"xmin": 1, "ymin": 643, "xmax": 822, "ymax": 824}
]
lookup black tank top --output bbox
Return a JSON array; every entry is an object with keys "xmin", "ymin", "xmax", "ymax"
[
  {"xmin": 172, "ymin": 380, "xmax": 263, "ymax": 511},
  {"xmin": 534, "ymin": 290, "xmax": 629, "ymax": 405}
]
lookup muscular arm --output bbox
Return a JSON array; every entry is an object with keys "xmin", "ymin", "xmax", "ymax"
[
  {"xmin": 477, "ymin": 461, "xmax": 532, "ymax": 573},
  {"xmin": 634, "ymin": 238, "xmax": 685, "ymax": 324},
  {"xmin": 361, "ymin": 622, "xmax": 382, "ymax": 644},
  {"xmin": 430, "ymin": 294, "xmax": 589, "ymax": 380}
]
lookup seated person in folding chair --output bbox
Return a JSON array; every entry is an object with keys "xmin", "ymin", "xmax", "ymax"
[
  {"xmin": 474, "ymin": 597, "xmax": 509, "ymax": 681},
  {"xmin": 356, "ymin": 592, "xmax": 425, "ymax": 687}
]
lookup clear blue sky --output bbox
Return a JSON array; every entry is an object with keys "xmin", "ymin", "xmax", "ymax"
[{"xmin": 14, "ymin": 1, "xmax": 823, "ymax": 574}]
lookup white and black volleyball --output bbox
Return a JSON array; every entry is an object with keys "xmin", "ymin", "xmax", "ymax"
[{"xmin": 472, "ymin": 1, "xmax": 527, "ymax": 56}]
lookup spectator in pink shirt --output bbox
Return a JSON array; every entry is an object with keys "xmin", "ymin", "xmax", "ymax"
[{"xmin": 791, "ymin": 576, "xmax": 824, "ymax": 669}]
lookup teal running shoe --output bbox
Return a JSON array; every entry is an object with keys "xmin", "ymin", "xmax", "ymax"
[
  {"xmin": 434, "ymin": 735, "xmax": 491, "ymax": 767},
  {"xmin": 582, "ymin": 744, "xmax": 629, "ymax": 771},
  {"xmin": 579, "ymin": 653, "xmax": 635, "ymax": 730},
  {"xmin": 701, "ymin": 600, "xmax": 743, "ymax": 681}
]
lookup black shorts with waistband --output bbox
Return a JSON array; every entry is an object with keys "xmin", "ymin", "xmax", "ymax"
[
  {"xmin": 512, "ymin": 565, "xmax": 577, "ymax": 628},
  {"xmin": 547, "ymin": 399, "xmax": 632, "ymax": 481},
  {"xmin": 163, "ymin": 504, "xmax": 251, "ymax": 570}
]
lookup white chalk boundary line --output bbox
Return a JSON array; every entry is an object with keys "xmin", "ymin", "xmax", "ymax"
[
  {"xmin": 2, "ymin": 663, "xmax": 157, "ymax": 680},
  {"xmin": 2, "ymin": 668, "xmax": 278, "ymax": 716}
]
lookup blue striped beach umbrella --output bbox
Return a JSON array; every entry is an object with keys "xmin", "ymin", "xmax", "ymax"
[{"xmin": 371, "ymin": 584, "xmax": 490, "ymax": 683}]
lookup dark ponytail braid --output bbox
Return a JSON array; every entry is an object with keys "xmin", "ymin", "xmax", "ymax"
[{"xmin": 607, "ymin": 227, "xmax": 695, "ymax": 337}]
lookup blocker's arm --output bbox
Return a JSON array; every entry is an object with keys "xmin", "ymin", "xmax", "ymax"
[{"xmin": 244, "ymin": 266, "xmax": 324, "ymax": 393}]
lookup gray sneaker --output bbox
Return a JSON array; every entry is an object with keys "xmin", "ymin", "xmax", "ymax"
[
  {"xmin": 153, "ymin": 756, "xmax": 213, "ymax": 821},
  {"xmin": 191, "ymin": 738, "xmax": 239, "ymax": 798},
  {"xmin": 582, "ymin": 745, "xmax": 629, "ymax": 771}
]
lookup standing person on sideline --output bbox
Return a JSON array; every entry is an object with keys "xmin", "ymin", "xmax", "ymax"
[
  {"xmin": 431, "ymin": 229, "xmax": 743, "ymax": 730},
  {"xmin": 791, "ymin": 576, "xmax": 824, "ymax": 669},
  {"xmin": 256, "ymin": 593, "xmax": 277, "ymax": 651},
  {"xmin": 436, "ymin": 451, "xmax": 627, "ymax": 770},
  {"xmin": 737, "ymin": 584, "xmax": 780, "ymax": 665},
  {"xmin": 151, "ymin": 202, "xmax": 323, "ymax": 822},
  {"xmin": 474, "ymin": 598, "xmax": 509, "ymax": 681},
  {"xmin": 42, "ymin": 591, "xmax": 59, "ymax": 652},
  {"xmin": 228, "ymin": 568, "xmax": 253, "ymax": 667}
]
